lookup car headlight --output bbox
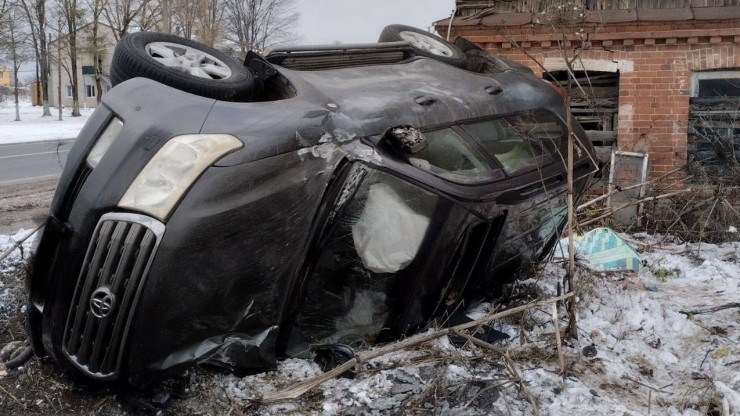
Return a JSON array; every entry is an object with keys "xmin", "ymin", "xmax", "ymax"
[
  {"xmin": 87, "ymin": 118, "xmax": 123, "ymax": 168},
  {"xmin": 119, "ymin": 134, "xmax": 243, "ymax": 221}
]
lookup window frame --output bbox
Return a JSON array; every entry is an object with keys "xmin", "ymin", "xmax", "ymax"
[
  {"xmin": 66, "ymin": 85, "xmax": 73, "ymax": 98},
  {"xmin": 85, "ymin": 84, "xmax": 96, "ymax": 98},
  {"xmin": 690, "ymin": 70, "xmax": 740, "ymax": 98}
]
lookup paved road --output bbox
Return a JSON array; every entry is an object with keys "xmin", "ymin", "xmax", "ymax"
[{"xmin": 0, "ymin": 139, "xmax": 75, "ymax": 185}]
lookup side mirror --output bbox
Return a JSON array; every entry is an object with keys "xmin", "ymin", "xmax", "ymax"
[{"xmin": 383, "ymin": 125, "xmax": 428, "ymax": 154}]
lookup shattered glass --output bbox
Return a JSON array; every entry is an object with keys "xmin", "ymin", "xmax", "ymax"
[
  {"xmin": 466, "ymin": 113, "xmax": 557, "ymax": 175},
  {"xmin": 290, "ymin": 167, "xmax": 440, "ymax": 350},
  {"xmin": 408, "ymin": 128, "xmax": 494, "ymax": 182}
]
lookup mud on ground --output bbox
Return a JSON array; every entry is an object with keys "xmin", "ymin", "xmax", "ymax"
[{"xmin": 0, "ymin": 178, "xmax": 57, "ymax": 235}]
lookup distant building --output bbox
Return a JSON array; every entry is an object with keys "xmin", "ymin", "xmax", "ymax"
[
  {"xmin": 435, "ymin": 1, "xmax": 740, "ymax": 180},
  {"xmin": 49, "ymin": 22, "xmax": 117, "ymax": 108},
  {"xmin": 0, "ymin": 67, "xmax": 10, "ymax": 87}
]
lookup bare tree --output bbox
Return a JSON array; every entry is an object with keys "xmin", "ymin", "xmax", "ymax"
[
  {"xmin": 102, "ymin": 0, "xmax": 149, "ymax": 41},
  {"xmin": 54, "ymin": 11, "xmax": 62, "ymax": 119},
  {"xmin": 19, "ymin": 0, "xmax": 52, "ymax": 116},
  {"xmin": 493, "ymin": 2, "xmax": 607, "ymax": 339},
  {"xmin": 0, "ymin": 0, "xmax": 8, "ymax": 20},
  {"xmin": 1, "ymin": 1, "xmax": 34, "ymax": 121},
  {"xmin": 223, "ymin": 0, "xmax": 299, "ymax": 56},
  {"xmin": 194, "ymin": 0, "xmax": 223, "ymax": 47},
  {"xmin": 136, "ymin": 0, "xmax": 160, "ymax": 32},
  {"xmin": 170, "ymin": 0, "xmax": 197, "ymax": 39},
  {"xmin": 57, "ymin": 0, "xmax": 83, "ymax": 116},
  {"xmin": 83, "ymin": 0, "xmax": 107, "ymax": 103}
]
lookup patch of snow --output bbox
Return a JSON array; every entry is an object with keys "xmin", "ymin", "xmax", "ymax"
[
  {"xmin": 3, "ymin": 227, "xmax": 739, "ymax": 415},
  {"xmin": 0, "ymin": 98, "xmax": 91, "ymax": 145}
]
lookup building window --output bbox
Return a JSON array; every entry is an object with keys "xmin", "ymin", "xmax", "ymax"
[
  {"xmin": 66, "ymin": 85, "xmax": 73, "ymax": 97},
  {"xmin": 691, "ymin": 71, "xmax": 740, "ymax": 97},
  {"xmin": 689, "ymin": 71, "xmax": 740, "ymax": 177},
  {"xmin": 548, "ymin": 70, "xmax": 620, "ymax": 179},
  {"xmin": 86, "ymin": 85, "xmax": 96, "ymax": 98}
]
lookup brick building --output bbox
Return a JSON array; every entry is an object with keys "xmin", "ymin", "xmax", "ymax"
[{"xmin": 435, "ymin": 1, "xmax": 740, "ymax": 181}]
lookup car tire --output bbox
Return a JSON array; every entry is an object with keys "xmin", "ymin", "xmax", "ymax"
[
  {"xmin": 378, "ymin": 24, "xmax": 467, "ymax": 68},
  {"xmin": 110, "ymin": 32, "xmax": 256, "ymax": 101}
]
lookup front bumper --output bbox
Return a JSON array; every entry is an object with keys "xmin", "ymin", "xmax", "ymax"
[{"xmin": 26, "ymin": 78, "xmax": 220, "ymax": 382}]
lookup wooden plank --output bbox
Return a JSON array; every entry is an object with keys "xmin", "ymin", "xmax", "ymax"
[
  {"xmin": 571, "ymin": 98, "xmax": 618, "ymax": 107},
  {"xmin": 586, "ymin": 130, "xmax": 618, "ymax": 142}
]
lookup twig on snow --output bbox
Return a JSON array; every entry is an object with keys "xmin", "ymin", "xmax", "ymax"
[
  {"xmin": 551, "ymin": 303, "xmax": 566, "ymax": 388},
  {"xmin": 262, "ymin": 293, "xmax": 573, "ymax": 402},
  {"xmin": 700, "ymin": 349, "xmax": 713, "ymax": 369},
  {"xmin": 679, "ymin": 303, "xmax": 740, "ymax": 316},
  {"xmin": 0, "ymin": 224, "xmax": 43, "ymax": 263},
  {"xmin": 623, "ymin": 376, "xmax": 673, "ymax": 394},
  {"xmin": 453, "ymin": 331, "xmax": 539, "ymax": 414},
  {"xmin": 398, "ymin": 367, "xmax": 445, "ymax": 414}
]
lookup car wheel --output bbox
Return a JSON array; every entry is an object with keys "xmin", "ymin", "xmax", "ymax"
[
  {"xmin": 110, "ymin": 32, "xmax": 256, "ymax": 101},
  {"xmin": 378, "ymin": 24, "xmax": 467, "ymax": 68}
]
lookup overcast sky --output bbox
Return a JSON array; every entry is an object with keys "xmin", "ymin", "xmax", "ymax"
[{"xmin": 294, "ymin": 0, "xmax": 455, "ymax": 45}]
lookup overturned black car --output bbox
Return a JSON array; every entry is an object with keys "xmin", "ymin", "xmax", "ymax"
[{"xmin": 27, "ymin": 25, "xmax": 596, "ymax": 385}]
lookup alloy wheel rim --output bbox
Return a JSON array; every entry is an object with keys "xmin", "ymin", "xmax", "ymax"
[
  {"xmin": 145, "ymin": 42, "xmax": 233, "ymax": 80},
  {"xmin": 398, "ymin": 31, "xmax": 454, "ymax": 57}
]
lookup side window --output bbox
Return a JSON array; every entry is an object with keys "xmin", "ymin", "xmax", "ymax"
[{"xmin": 408, "ymin": 127, "xmax": 497, "ymax": 182}]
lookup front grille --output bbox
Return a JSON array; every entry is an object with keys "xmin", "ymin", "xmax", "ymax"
[{"xmin": 63, "ymin": 213, "xmax": 164, "ymax": 379}]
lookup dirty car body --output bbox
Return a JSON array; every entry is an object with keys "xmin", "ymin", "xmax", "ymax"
[{"xmin": 27, "ymin": 36, "xmax": 596, "ymax": 385}]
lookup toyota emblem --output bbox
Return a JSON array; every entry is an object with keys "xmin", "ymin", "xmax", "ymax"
[{"xmin": 90, "ymin": 287, "xmax": 116, "ymax": 319}]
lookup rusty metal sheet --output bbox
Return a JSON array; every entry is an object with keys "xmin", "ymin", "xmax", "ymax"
[
  {"xmin": 480, "ymin": 13, "xmax": 532, "ymax": 27},
  {"xmin": 692, "ymin": 6, "xmax": 740, "ymax": 20},
  {"xmin": 586, "ymin": 9, "xmax": 637, "ymax": 23},
  {"xmin": 636, "ymin": 7, "xmax": 693, "ymax": 21}
]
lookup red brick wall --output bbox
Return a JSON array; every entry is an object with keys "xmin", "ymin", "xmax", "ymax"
[{"xmin": 438, "ymin": 20, "xmax": 740, "ymax": 179}]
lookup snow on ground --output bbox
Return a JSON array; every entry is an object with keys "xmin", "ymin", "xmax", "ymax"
[
  {"xmin": 0, "ymin": 98, "xmax": 91, "ymax": 145},
  {"xmin": 0, "ymin": 230, "xmax": 738, "ymax": 415},
  {"xmin": 206, "ymin": 235, "xmax": 740, "ymax": 415}
]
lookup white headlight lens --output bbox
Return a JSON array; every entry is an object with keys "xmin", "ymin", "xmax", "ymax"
[
  {"xmin": 119, "ymin": 134, "xmax": 243, "ymax": 220},
  {"xmin": 86, "ymin": 118, "xmax": 123, "ymax": 168}
]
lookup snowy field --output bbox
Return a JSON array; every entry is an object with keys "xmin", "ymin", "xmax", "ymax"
[
  {"xmin": 0, "ymin": 99, "xmax": 91, "ymax": 145},
  {"xmin": 0, "ymin": 229, "xmax": 738, "ymax": 415}
]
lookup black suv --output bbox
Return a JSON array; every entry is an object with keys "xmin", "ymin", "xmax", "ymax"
[{"xmin": 27, "ymin": 25, "xmax": 596, "ymax": 385}]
